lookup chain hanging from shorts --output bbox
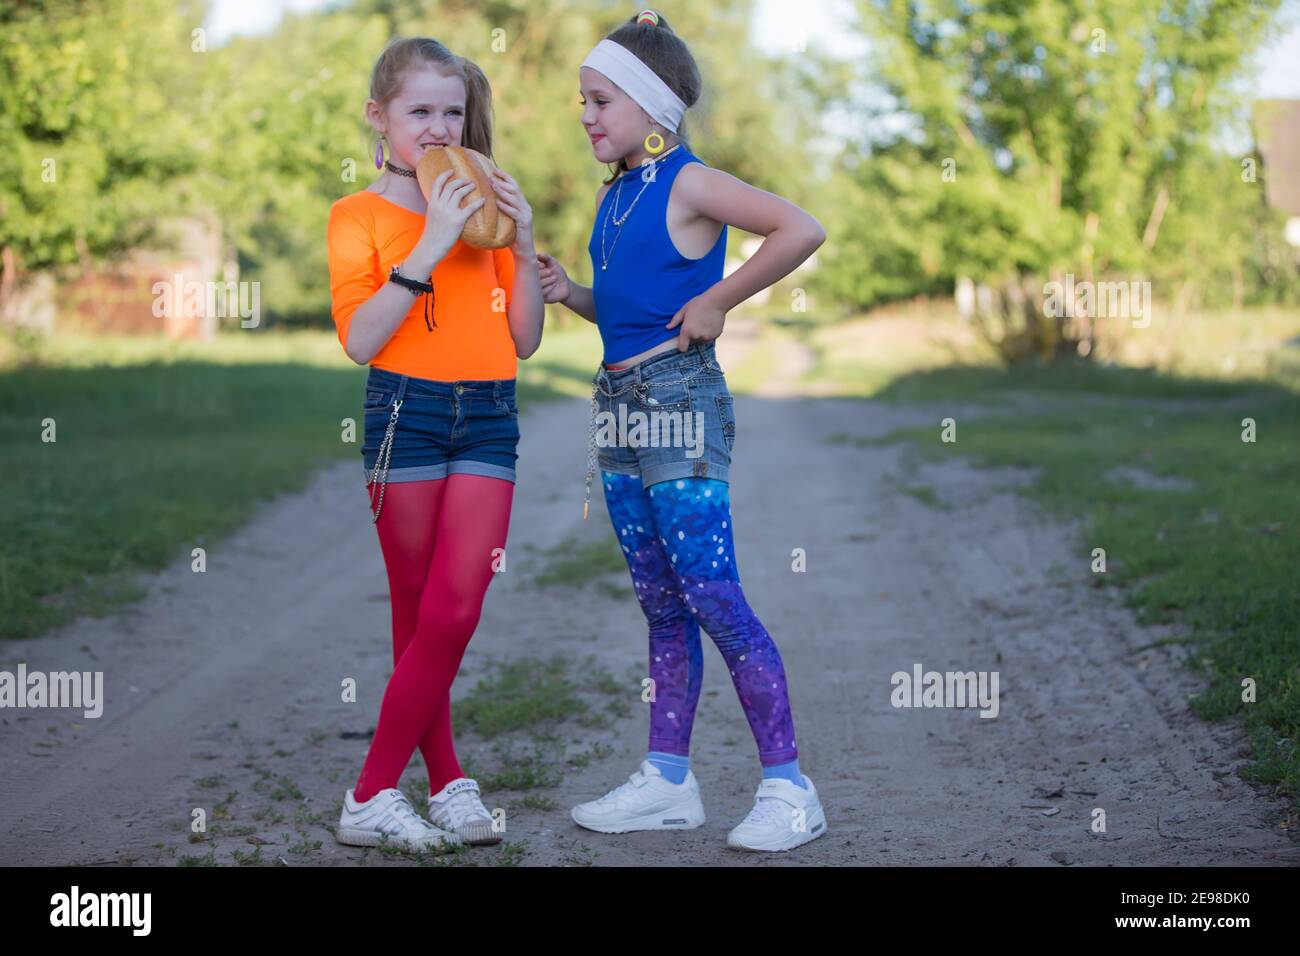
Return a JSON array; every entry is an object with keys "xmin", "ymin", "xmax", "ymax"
[
  {"xmin": 584, "ymin": 370, "xmax": 639, "ymax": 520},
  {"xmin": 367, "ymin": 398, "xmax": 403, "ymax": 523},
  {"xmin": 584, "ymin": 376, "xmax": 601, "ymax": 520}
]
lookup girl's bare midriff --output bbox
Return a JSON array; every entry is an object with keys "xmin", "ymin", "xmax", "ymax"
[{"xmin": 604, "ymin": 338, "xmax": 682, "ymax": 370}]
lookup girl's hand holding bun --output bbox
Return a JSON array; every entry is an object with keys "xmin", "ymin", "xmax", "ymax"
[
  {"xmin": 416, "ymin": 146, "xmax": 516, "ymax": 250},
  {"xmin": 420, "ymin": 168, "xmax": 487, "ymax": 260},
  {"xmin": 489, "ymin": 167, "xmax": 535, "ymax": 257}
]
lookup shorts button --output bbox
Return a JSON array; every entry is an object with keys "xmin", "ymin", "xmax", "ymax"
[{"xmin": 455, "ymin": 384, "xmax": 464, "ymax": 394}]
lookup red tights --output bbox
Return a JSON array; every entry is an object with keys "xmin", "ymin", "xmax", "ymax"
[{"xmin": 353, "ymin": 474, "xmax": 514, "ymax": 803}]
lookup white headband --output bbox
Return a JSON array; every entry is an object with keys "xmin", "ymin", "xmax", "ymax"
[{"xmin": 580, "ymin": 38, "xmax": 686, "ymax": 134}]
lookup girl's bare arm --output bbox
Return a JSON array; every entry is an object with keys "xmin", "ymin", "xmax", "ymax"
[
  {"xmin": 553, "ymin": 182, "xmax": 611, "ymax": 324},
  {"xmin": 345, "ymin": 238, "xmax": 447, "ymax": 364},
  {"xmin": 673, "ymin": 166, "xmax": 825, "ymax": 312}
]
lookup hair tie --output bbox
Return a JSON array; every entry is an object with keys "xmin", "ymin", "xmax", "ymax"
[{"xmin": 635, "ymin": 9, "xmax": 660, "ymax": 26}]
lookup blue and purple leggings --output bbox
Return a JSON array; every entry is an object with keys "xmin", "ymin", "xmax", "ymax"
[{"xmin": 601, "ymin": 471, "xmax": 797, "ymax": 766}]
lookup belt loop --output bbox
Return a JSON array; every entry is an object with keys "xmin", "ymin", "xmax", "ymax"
[{"xmin": 395, "ymin": 373, "xmax": 409, "ymax": 404}]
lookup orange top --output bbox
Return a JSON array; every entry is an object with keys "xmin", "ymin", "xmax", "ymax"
[{"xmin": 327, "ymin": 189, "xmax": 517, "ymax": 381}]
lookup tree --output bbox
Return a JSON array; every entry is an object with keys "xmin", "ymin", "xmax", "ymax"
[
  {"xmin": 0, "ymin": 0, "xmax": 212, "ymax": 319},
  {"xmin": 1, "ymin": 0, "xmax": 824, "ymax": 331},
  {"xmin": 820, "ymin": 0, "xmax": 1292, "ymax": 361}
]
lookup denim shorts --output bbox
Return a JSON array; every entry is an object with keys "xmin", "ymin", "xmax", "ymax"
[
  {"xmin": 359, "ymin": 366, "xmax": 520, "ymax": 486},
  {"xmin": 585, "ymin": 341, "xmax": 736, "ymax": 501}
]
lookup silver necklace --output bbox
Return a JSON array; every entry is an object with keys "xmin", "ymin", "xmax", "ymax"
[{"xmin": 600, "ymin": 144, "xmax": 683, "ymax": 270}]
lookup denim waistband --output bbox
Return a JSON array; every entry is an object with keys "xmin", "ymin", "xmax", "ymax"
[
  {"xmin": 367, "ymin": 366, "xmax": 516, "ymax": 402},
  {"xmin": 583, "ymin": 340, "xmax": 720, "ymax": 521},
  {"xmin": 364, "ymin": 370, "xmax": 515, "ymax": 525},
  {"xmin": 598, "ymin": 341, "xmax": 716, "ymax": 387}
]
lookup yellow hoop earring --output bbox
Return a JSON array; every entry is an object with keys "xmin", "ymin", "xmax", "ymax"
[{"xmin": 644, "ymin": 131, "xmax": 665, "ymax": 155}]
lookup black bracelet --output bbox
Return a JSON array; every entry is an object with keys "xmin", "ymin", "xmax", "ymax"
[{"xmin": 389, "ymin": 264, "xmax": 436, "ymax": 331}]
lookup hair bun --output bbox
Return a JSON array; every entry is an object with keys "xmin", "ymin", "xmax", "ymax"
[{"xmin": 635, "ymin": 9, "xmax": 660, "ymax": 26}]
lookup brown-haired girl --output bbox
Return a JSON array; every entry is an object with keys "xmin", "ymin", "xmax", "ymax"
[{"xmin": 537, "ymin": 10, "xmax": 829, "ymax": 852}]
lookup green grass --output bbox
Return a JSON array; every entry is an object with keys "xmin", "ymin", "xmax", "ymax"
[
  {"xmin": 455, "ymin": 652, "xmax": 603, "ymax": 739},
  {"xmin": 1, "ymin": 358, "xmax": 363, "ymax": 638},
  {"xmin": 796, "ymin": 300, "xmax": 1300, "ymax": 811},
  {"xmin": 451, "ymin": 652, "xmax": 632, "ymax": 796},
  {"xmin": 522, "ymin": 535, "xmax": 628, "ymax": 590},
  {"xmin": 0, "ymin": 324, "xmax": 601, "ymax": 639},
  {"xmin": 177, "ymin": 651, "xmax": 629, "ymax": 865},
  {"xmin": 793, "ymin": 301, "xmax": 1300, "ymax": 401},
  {"xmin": 865, "ymin": 361, "xmax": 1300, "ymax": 806},
  {"xmin": 877, "ymin": 358, "xmax": 1264, "ymax": 404},
  {"xmin": 884, "ymin": 474, "xmax": 949, "ymax": 511}
]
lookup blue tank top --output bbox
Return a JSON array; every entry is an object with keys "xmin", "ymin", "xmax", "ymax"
[{"xmin": 587, "ymin": 144, "xmax": 728, "ymax": 364}]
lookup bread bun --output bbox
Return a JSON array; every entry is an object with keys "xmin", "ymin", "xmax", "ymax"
[{"xmin": 415, "ymin": 145, "xmax": 517, "ymax": 250}]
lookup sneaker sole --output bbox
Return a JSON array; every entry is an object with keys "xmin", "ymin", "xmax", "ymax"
[
  {"xmin": 726, "ymin": 806, "xmax": 828, "ymax": 852},
  {"xmin": 455, "ymin": 820, "xmax": 503, "ymax": 845},
  {"xmin": 335, "ymin": 826, "xmax": 461, "ymax": 853},
  {"xmin": 571, "ymin": 801, "xmax": 706, "ymax": 834}
]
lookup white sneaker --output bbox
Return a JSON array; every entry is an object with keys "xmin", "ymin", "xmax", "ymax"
[
  {"xmin": 427, "ymin": 777, "xmax": 501, "ymax": 845},
  {"xmin": 336, "ymin": 787, "xmax": 462, "ymax": 853},
  {"xmin": 726, "ymin": 775, "xmax": 827, "ymax": 852},
  {"xmin": 571, "ymin": 759, "xmax": 706, "ymax": 833}
]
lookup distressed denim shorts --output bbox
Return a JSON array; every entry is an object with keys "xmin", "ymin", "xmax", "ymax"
[
  {"xmin": 360, "ymin": 367, "xmax": 520, "ymax": 491},
  {"xmin": 583, "ymin": 341, "xmax": 736, "ymax": 512}
]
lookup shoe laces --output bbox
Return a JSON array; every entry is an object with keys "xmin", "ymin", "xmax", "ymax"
[
  {"xmin": 594, "ymin": 767, "xmax": 648, "ymax": 808},
  {"xmin": 433, "ymin": 784, "xmax": 490, "ymax": 828},
  {"xmin": 743, "ymin": 796, "xmax": 792, "ymax": 829},
  {"xmin": 386, "ymin": 790, "xmax": 434, "ymax": 831}
]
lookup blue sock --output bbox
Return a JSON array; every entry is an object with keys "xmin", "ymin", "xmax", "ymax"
[
  {"xmin": 646, "ymin": 751, "xmax": 690, "ymax": 785},
  {"xmin": 762, "ymin": 758, "xmax": 806, "ymax": 789}
]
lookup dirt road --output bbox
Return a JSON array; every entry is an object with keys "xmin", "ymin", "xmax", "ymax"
[{"xmin": 2, "ymin": 347, "xmax": 1297, "ymax": 866}]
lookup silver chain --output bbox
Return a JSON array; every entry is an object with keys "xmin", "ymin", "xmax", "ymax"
[
  {"xmin": 366, "ymin": 398, "xmax": 403, "ymax": 523},
  {"xmin": 599, "ymin": 144, "xmax": 682, "ymax": 271},
  {"xmin": 584, "ymin": 371, "xmax": 637, "ymax": 519},
  {"xmin": 583, "ymin": 376, "xmax": 600, "ymax": 520}
]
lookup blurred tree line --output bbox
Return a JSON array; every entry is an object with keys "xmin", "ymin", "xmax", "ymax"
[
  {"xmin": 2, "ymin": 0, "xmax": 1298, "ymax": 351},
  {"xmin": 818, "ymin": 0, "xmax": 1300, "ymax": 360},
  {"xmin": 0, "ymin": 0, "xmax": 826, "ymax": 329}
]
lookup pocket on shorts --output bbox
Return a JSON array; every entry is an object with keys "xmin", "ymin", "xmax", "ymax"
[
  {"xmin": 714, "ymin": 393, "xmax": 736, "ymax": 452},
  {"xmin": 632, "ymin": 378, "xmax": 691, "ymax": 412},
  {"xmin": 493, "ymin": 395, "xmax": 519, "ymax": 420},
  {"xmin": 363, "ymin": 387, "xmax": 393, "ymax": 411}
]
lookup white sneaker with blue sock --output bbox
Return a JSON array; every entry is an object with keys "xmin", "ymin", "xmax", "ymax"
[
  {"xmin": 571, "ymin": 759, "xmax": 706, "ymax": 833},
  {"xmin": 646, "ymin": 750, "xmax": 691, "ymax": 784},
  {"xmin": 726, "ymin": 774, "xmax": 827, "ymax": 852}
]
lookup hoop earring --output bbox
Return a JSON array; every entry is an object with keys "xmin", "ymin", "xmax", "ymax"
[
  {"xmin": 374, "ymin": 136, "xmax": 385, "ymax": 170},
  {"xmin": 644, "ymin": 129, "xmax": 665, "ymax": 155}
]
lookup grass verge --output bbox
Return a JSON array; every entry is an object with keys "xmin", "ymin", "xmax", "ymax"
[
  {"xmin": 866, "ymin": 361, "xmax": 1299, "ymax": 807},
  {"xmin": 1, "ymin": 326, "xmax": 602, "ymax": 639}
]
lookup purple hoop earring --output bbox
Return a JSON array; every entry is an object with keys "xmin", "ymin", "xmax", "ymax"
[{"xmin": 374, "ymin": 136, "xmax": 384, "ymax": 170}]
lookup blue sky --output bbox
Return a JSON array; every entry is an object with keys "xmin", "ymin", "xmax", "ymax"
[{"xmin": 202, "ymin": 0, "xmax": 1300, "ymax": 99}]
